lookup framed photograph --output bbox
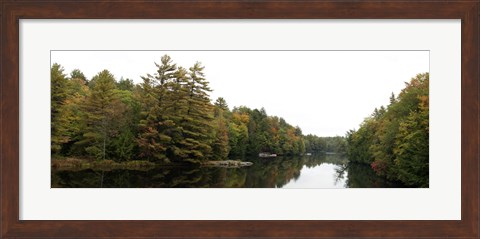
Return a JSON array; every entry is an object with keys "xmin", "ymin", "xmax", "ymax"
[{"xmin": 1, "ymin": 0, "xmax": 478, "ymax": 238}]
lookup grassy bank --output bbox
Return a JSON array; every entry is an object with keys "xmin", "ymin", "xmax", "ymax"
[{"xmin": 52, "ymin": 157, "xmax": 155, "ymax": 171}]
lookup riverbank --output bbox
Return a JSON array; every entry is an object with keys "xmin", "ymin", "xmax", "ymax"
[
  {"xmin": 51, "ymin": 158, "xmax": 155, "ymax": 171},
  {"xmin": 52, "ymin": 157, "xmax": 254, "ymax": 171}
]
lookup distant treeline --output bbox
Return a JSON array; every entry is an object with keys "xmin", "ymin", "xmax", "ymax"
[
  {"xmin": 346, "ymin": 73, "xmax": 429, "ymax": 187},
  {"xmin": 51, "ymin": 55, "xmax": 345, "ymax": 164},
  {"xmin": 304, "ymin": 135, "xmax": 346, "ymax": 154}
]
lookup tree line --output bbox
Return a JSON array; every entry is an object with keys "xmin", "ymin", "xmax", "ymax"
[
  {"xmin": 304, "ymin": 135, "xmax": 347, "ymax": 154},
  {"xmin": 52, "ymin": 55, "xmax": 345, "ymax": 164},
  {"xmin": 345, "ymin": 73, "xmax": 429, "ymax": 187}
]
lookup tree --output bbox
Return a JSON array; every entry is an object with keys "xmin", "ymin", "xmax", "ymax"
[
  {"xmin": 108, "ymin": 89, "xmax": 140, "ymax": 161},
  {"xmin": 394, "ymin": 107, "xmax": 428, "ymax": 187},
  {"xmin": 70, "ymin": 69, "xmax": 87, "ymax": 83},
  {"xmin": 212, "ymin": 97, "xmax": 230, "ymax": 160},
  {"xmin": 246, "ymin": 108, "xmax": 269, "ymax": 155},
  {"xmin": 58, "ymin": 76, "xmax": 90, "ymax": 156},
  {"xmin": 228, "ymin": 110, "xmax": 250, "ymax": 157},
  {"xmin": 76, "ymin": 70, "xmax": 121, "ymax": 160},
  {"xmin": 51, "ymin": 63, "xmax": 69, "ymax": 154},
  {"xmin": 212, "ymin": 114, "xmax": 230, "ymax": 160},
  {"xmin": 136, "ymin": 55, "xmax": 177, "ymax": 162},
  {"xmin": 393, "ymin": 73, "xmax": 429, "ymax": 187},
  {"xmin": 346, "ymin": 72, "xmax": 429, "ymax": 187},
  {"xmin": 389, "ymin": 92, "xmax": 396, "ymax": 105},
  {"xmin": 175, "ymin": 62, "xmax": 214, "ymax": 162},
  {"xmin": 136, "ymin": 56, "xmax": 216, "ymax": 164},
  {"xmin": 214, "ymin": 97, "xmax": 229, "ymax": 117},
  {"xmin": 117, "ymin": 77, "xmax": 135, "ymax": 91},
  {"xmin": 161, "ymin": 66, "xmax": 192, "ymax": 161}
]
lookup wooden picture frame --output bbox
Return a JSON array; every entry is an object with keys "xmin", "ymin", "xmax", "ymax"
[{"xmin": 1, "ymin": 0, "xmax": 478, "ymax": 238}]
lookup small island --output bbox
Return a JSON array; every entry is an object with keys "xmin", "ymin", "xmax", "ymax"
[{"xmin": 202, "ymin": 160, "xmax": 253, "ymax": 168}]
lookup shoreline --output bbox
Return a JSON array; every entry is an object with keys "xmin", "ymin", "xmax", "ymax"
[
  {"xmin": 51, "ymin": 158, "xmax": 155, "ymax": 171},
  {"xmin": 51, "ymin": 158, "xmax": 253, "ymax": 171}
]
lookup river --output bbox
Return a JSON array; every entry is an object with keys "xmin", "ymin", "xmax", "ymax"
[{"xmin": 52, "ymin": 154, "xmax": 405, "ymax": 188}]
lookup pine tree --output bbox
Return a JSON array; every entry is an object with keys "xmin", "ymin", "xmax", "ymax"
[
  {"xmin": 70, "ymin": 69, "xmax": 87, "ymax": 83},
  {"xmin": 117, "ymin": 77, "xmax": 135, "ymax": 91},
  {"xmin": 175, "ymin": 62, "xmax": 214, "ymax": 163},
  {"xmin": 214, "ymin": 97, "xmax": 228, "ymax": 117},
  {"xmin": 51, "ymin": 63, "xmax": 69, "ymax": 154},
  {"xmin": 137, "ymin": 55, "xmax": 177, "ymax": 162},
  {"xmin": 389, "ymin": 92, "xmax": 396, "ymax": 105},
  {"xmin": 76, "ymin": 70, "xmax": 120, "ymax": 160},
  {"xmin": 211, "ymin": 97, "xmax": 230, "ymax": 160}
]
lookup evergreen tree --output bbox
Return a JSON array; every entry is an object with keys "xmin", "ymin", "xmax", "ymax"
[
  {"xmin": 212, "ymin": 98, "xmax": 230, "ymax": 160},
  {"xmin": 76, "ymin": 70, "xmax": 120, "ymax": 160},
  {"xmin": 51, "ymin": 63, "xmax": 69, "ymax": 154},
  {"xmin": 70, "ymin": 69, "xmax": 87, "ymax": 83},
  {"xmin": 117, "ymin": 77, "xmax": 135, "ymax": 91},
  {"xmin": 389, "ymin": 92, "xmax": 396, "ymax": 104},
  {"xmin": 176, "ymin": 62, "xmax": 214, "ymax": 163},
  {"xmin": 137, "ymin": 55, "xmax": 177, "ymax": 162},
  {"xmin": 214, "ymin": 97, "xmax": 229, "ymax": 117},
  {"xmin": 162, "ymin": 67, "xmax": 191, "ymax": 160}
]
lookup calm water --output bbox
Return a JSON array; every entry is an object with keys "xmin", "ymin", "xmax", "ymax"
[{"xmin": 52, "ymin": 154, "xmax": 404, "ymax": 188}]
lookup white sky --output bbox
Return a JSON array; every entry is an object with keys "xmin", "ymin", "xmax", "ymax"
[{"xmin": 51, "ymin": 51, "xmax": 428, "ymax": 137}]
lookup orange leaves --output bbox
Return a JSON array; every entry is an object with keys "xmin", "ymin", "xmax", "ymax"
[{"xmin": 232, "ymin": 112, "xmax": 250, "ymax": 124}]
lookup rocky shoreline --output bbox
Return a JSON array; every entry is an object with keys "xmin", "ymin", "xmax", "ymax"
[{"xmin": 202, "ymin": 160, "xmax": 253, "ymax": 168}]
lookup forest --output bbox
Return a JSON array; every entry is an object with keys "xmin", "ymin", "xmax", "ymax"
[
  {"xmin": 52, "ymin": 54, "xmax": 428, "ymax": 188},
  {"xmin": 51, "ymin": 55, "xmax": 343, "ymax": 165},
  {"xmin": 346, "ymin": 73, "xmax": 429, "ymax": 187}
]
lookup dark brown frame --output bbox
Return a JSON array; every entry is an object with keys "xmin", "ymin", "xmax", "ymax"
[{"xmin": 1, "ymin": 0, "xmax": 478, "ymax": 238}]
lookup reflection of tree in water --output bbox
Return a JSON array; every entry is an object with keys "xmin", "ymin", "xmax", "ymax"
[
  {"xmin": 335, "ymin": 162, "xmax": 406, "ymax": 188},
  {"xmin": 52, "ymin": 154, "xmax": 405, "ymax": 188},
  {"xmin": 244, "ymin": 156, "xmax": 305, "ymax": 188},
  {"xmin": 304, "ymin": 153, "xmax": 348, "ymax": 168},
  {"xmin": 334, "ymin": 163, "xmax": 348, "ymax": 186},
  {"xmin": 53, "ymin": 156, "xmax": 312, "ymax": 188}
]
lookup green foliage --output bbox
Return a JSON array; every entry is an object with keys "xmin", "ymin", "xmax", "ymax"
[
  {"xmin": 346, "ymin": 73, "xmax": 429, "ymax": 187},
  {"xmin": 136, "ymin": 55, "xmax": 178, "ymax": 161},
  {"xmin": 175, "ymin": 62, "xmax": 215, "ymax": 162},
  {"xmin": 51, "ymin": 63, "xmax": 69, "ymax": 154},
  {"xmin": 212, "ymin": 97, "xmax": 230, "ymax": 160},
  {"xmin": 52, "ymin": 55, "xmax": 320, "ymax": 165},
  {"xmin": 136, "ymin": 56, "xmax": 216, "ymax": 163},
  {"xmin": 70, "ymin": 69, "xmax": 87, "ymax": 83},
  {"xmin": 225, "ymin": 107, "xmax": 306, "ymax": 157},
  {"xmin": 214, "ymin": 97, "xmax": 228, "ymax": 117},
  {"xmin": 117, "ymin": 77, "xmax": 135, "ymax": 91},
  {"xmin": 76, "ymin": 70, "xmax": 124, "ymax": 160},
  {"xmin": 111, "ymin": 129, "xmax": 136, "ymax": 161},
  {"xmin": 52, "ymin": 58, "xmax": 429, "ymax": 189},
  {"xmin": 51, "ymin": 64, "xmax": 90, "ymax": 155},
  {"xmin": 228, "ymin": 110, "xmax": 249, "ymax": 156},
  {"xmin": 304, "ymin": 135, "xmax": 346, "ymax": 154}
]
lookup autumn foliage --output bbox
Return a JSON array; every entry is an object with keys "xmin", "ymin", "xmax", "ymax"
[{"xmin": 346, "ymin": 73, "xmax": 429, "ymax": 187}]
